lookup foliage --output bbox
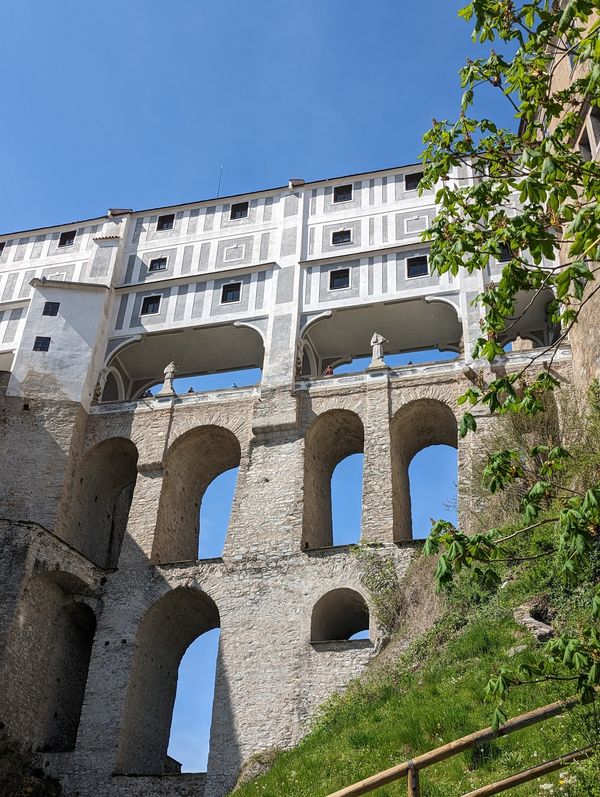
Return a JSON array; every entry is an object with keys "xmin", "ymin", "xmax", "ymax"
[
  {"xmin": 420, "ymin": 0, "xmax": 600, "ymax": 726},
  {"xmin": 353, "ymin": 545, "xmax": 403, "ymax": 636}
]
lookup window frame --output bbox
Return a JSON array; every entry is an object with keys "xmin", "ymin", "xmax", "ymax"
[
  {"xmin": 42, "ymin": 301, "xmax": 60, "ymax": 317},
  {"xmin": 58, "ymin": 230, "xmax": 76, "ymax": 248},
  {"xmin": 156, "ymin": 214, "xmax": 175, "ymax": 232},
  {"xmin": 328, "ymin": 267, "xmax": 351, "ymax": 291},
  {"xmin": 148, "ymin": 256, "xmax": 168, "ymax": 273},
  {"xmin": 498, "ymin": 244, "xmax": 512, "ymax": 263},
  {"xmin": 333, "ymin": 184, "xmax": 353, "ymax": 204},
  {"xmin": 220, "ymin": 281, "xmax": 242, "ymax": 305},
  {"xmin": 404, "ymin": 172, "xmax": 424, "ymax": 192},
  {"xmin": 33, "ymin": 336, "xmax": 51, "ymax": 352},
  {"xmin": 406, "ymin": 255, "xmax": 429, "ymax": 279},
  {"xmin": 230, "ymin": 201, "xmax": 249, "ymax": 220},
  {"xmin": 331, "ymin": 229, "xmax": 352, "ymax": 246},
  {"xmin": 140, "ymin": 295, "xmax": 162, "ymax": 316}
]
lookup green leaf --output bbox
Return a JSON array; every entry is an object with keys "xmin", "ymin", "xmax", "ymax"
[{"xmin": 459, "ymin": 412, "xmax": 477, "ymax": 438}]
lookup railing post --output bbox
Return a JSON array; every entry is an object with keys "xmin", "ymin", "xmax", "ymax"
[{"xmin": 407, "ymin": 761, "xmax": 420, "ymax": 797}]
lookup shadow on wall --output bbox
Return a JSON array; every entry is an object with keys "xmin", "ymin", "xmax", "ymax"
[
  {"xmin": 61, "ymin": 437, "xmax": 139, "ymax": 568},
  {"xmin": 152, "ymin": 425, "xmax": 241, "ymax": 563},
  {"xmin": 0, "ymin": 571, "xmax": 96, "ymax": 754}
]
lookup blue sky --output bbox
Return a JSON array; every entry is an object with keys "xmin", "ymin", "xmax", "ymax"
[{"xmin": 1, "ymin": 0, "xmax": 515, "ymax": 774}]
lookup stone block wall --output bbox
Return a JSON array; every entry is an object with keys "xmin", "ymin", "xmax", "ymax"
[{"xmin": 0, "ymin": 352, "xmax": 572, "ymax": 797}]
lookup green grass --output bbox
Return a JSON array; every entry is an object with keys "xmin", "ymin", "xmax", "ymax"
[{"xmin": 232, "ymin": 554, "xmax": 600, "ymax": 797}]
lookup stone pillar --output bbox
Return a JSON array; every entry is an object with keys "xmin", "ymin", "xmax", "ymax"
[
  {"xmin": 118, "ymin": 463, "xmax": 165, "ymax": 566},
  {"xmin": 71, "ymin": 574, "xmax": 146, "ymax": 776},
  {"xmin": 361, "ymin": 372, "xmax": 395, "ymax": 543}
]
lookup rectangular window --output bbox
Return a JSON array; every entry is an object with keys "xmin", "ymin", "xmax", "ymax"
[
  {"xmin": 141, "ymin": 295, "xmax": 161, "ymax": 315},
  {"xmin": 406, "ymin": 255, "xmax": 429, "ymax": 278},
  {"xmin": 58, "ymin": 230, "xmax": 76, "ymax": 247},
  {"xmin": 405, "ymin": 172, "xmax": 423, "ymax": 192},
  {"xmin": 221, "ymin": 282, "xmax": 241, "ymax": 303},
  {"xmin": 156, "ymin": 213, "xmax": 175, "ymax": 231},
  {"xmin": 329, "ymin": 268, "xmax": 350, "ymax": 290},
  {"xmin": 33, "ymin": 336, "xmax": 51, "ymax": 352},
  {"xmin": 230, "ymin": 201, "xmax": 249, "ymax": 220},
  {"xmin": 333, "ymin": 184, "xmax": 353, "ymax": 203},
  {"xmin": 42, "ymin": 301, "xmax": 60, "ymax": 316},
  {"xmin": 0, "ymin": 242, "xmax": 5, "ymax": 256},
  {"xmin": 149, "ymin": 257, "xmax": 168, "ymax": 272},
  {"xmin": 498, "ymin": 244, "xmax": 512, "ymax": 262},
  {"xmin": 331, "ymin": 229, "xmax": 352, "ymax": 245}
]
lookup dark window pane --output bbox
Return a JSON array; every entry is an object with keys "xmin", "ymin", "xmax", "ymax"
[
  {"xmin": 221, "ymin": 282, "xmax": 241, "ymax": 303},
  {"xmin": 333, "ymin": 184, "xmax": 353, "ymax": 203},
  {"xmin": 33, "ymin": 336, "xmax": 51, "ymax": 352},
  {"xmin": 149, "ymin": 257, "xmax": 168, "ymax": 272},
  {"xmin": 332, "ymin": 230, "xmax": 352, "ymax": 245},
  {"xmin": 230, "ymin": 202, "xmax": 249, "ymax": 220},
  {"xmin": 579, "ymin": 129, "xmax": 592, "ymax": 162},
  {"xmin": 58, "ymin": 230, "xmax": 76, "ymax": 247},
  {"xmin": 329, "ymin": 268, "xmax": 350, "ymax": 290},
  {"xmin": 406, "ymin": 256, "xmax": 428, "ymax": 278},
  {"xmin": 405, "ymin": 172, "xmax": 423, "ymax": 191},
  {"xmin": 156, "ymin": 214, "xmax": 175, "ymax": 231},
  {"xmin": 42, "ymin": 301, "xmax": 60, "ymax": 316},
  {"xmin": 498, "ymin": 244, "xmax": 512, "ymax": 262},
  {"xmin": 0, "ymin": 242, "xmax": 5, "ymax": 256},
  {"xmin": 141, "ymin": 296, "xmax": 161, "ymax": 315}
]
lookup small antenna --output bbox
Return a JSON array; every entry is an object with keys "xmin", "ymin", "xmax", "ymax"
[{"xmin": 217, "ymin": 166, "xmax": 223, "ymax": 198}]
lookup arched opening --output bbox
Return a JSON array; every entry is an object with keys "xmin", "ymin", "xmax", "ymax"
[
  {"xmin": 300, "ymin": 297, "xmax": 462, "ymax": 379},
  {"xmin": 167, "ymin": 627, "xmax": 221, "ymax": 772},
  {"xmin": 66, "ymin": 438, "xmax": 139, "ymax": 567},
  {"xmin": 115, "ymin": 587, "xmax": 220, "ymax": 776},
  {"xmin": 311, "ymin": 588, "xmax": 369, "ymax": 642},
  {"xmin": 198, "ymin": 467, "xmax": 239, "ymax": 559},
  {"xmin": 497, "ymin": 289, "xmax": 559, "ymax": 351},
  {"xmin": 104, "ymin": 323, "xmax": 264, "ymax": 401},
  {"xmin": 302, "ymin": 410, "xmax": 364, "ymax": 549},
  {"xmin": 101, "ymin": 370, "xmax": 122, "ymax": 402},
  {"xmin": 153, "ymin": 426, "xmax": 241, "ymax": 563},
  {"xmin": 409, "ymin": 445, "xmax": 458, "ymax": 539},
  {"xmin": 391, "ymin": 400, "xmax": 458, "ymax": 541},
  {"xmin": 1, "ymin": 572, "xmax": 96, "ymax": 753},
  {"xmin": 329, "ymin": 348, "xmax": 459, "ymax": 376},
  {"xmin": 331, "ymin": 453, "xmax": 363, "ymax": 545}
]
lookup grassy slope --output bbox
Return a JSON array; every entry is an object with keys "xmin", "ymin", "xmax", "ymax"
[{"xmin": 233, "ymin": 550, "xmax": 600, "ymax": 797}]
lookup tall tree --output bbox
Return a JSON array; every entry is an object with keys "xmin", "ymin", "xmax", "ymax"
[{"xmin": 421, "ymin": 0, "xmax": 600, "ymax": 727}]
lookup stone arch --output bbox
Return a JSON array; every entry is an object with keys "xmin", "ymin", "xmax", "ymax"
[
  {"xmin": 152, "ymin": 425, "xmax": 242, "ymax": 563},
  {"xmin": 302, "ymin": 409, "xmax": 365, "ymax": 549},
  {"xmin": 115, "ymin": 586, "xmax": 220, "ymax": 775},
  {"xmin": 1, "ymin": 571, "xmax": 97, "ymax": 753},
  {"xmin": 311, "ymin": 588, "xmax": 369, "ymax": 641},
  {"xmin": 100, "ymin": 367, "xmax": 125, "ymax": 402},
  {"xmin": 391, "ymin": 398, "xmax": 458, "ymax": 541},
  {"xmin": 66, "ymin": 437, "xmax": 139, "ymax": 567}
]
